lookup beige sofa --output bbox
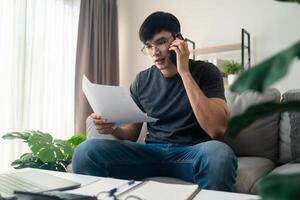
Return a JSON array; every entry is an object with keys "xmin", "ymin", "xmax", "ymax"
[{"xmin": 85, "ymin": 88, "xmax": 300, "ymax": 194}]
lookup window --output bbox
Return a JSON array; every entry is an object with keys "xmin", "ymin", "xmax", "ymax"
[{"xmin": 0, "ymin": 0, "xmax": 80, "ymax": 172}]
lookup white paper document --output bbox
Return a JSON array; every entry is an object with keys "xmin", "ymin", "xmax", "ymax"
[
  {"xmin": 193, "ymin": 189, "xmax": 261, "ymax": 200},
  {"xmin": 66, "ymin": 177, "xmax": 141, "ymax": 199},
  {"xmin": 118, "ymin": 180, "xmax": 200, "ymax": 200},
  {"xmin": 82, "ymin": 76, "xmax": 158, "ymax": 125}
]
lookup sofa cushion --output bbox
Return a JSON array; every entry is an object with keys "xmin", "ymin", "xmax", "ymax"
[
  {"xmin": 278, "ymin": 111, "xmax": 292, "ymax": 163},
  {"xmin": 223, "ymin": 89, "xmax": 281, "ymax": 162},
  {"xmin": 279, "ymin": 89, "xmax": 300, "ymax": 163},
  {"xmin": 235, "ymin": 157, "xmax": 276, "ymax": 194},
  {"xmin": 291, "ymin": 111, "xmax": 300, "ymax": 162},
  {"xmin": 270, "ymin": 163, "xmax": 300, "ymax": 175}
]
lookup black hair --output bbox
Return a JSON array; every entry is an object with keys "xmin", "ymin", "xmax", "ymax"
[{"xmin": 139, "ymin": 11, "xmax": 181, "ymax": 43}]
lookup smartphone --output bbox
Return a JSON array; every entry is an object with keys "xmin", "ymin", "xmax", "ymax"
[{"xmin": 168, "ymin": 33, "xmax": 184, "ymax": 66}]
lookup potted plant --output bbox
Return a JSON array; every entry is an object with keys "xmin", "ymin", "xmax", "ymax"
[
  {"xmin": 221, "ymin": 60, "xmax": 242, "ymax": 85},
  {"xmin": 1, "ymin": 131, "xmax": 86, "ymax": 172}
]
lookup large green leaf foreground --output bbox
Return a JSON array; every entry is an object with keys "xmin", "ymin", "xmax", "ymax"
[
  {"xmin": 230, "ymin": 41, "xmax": 300, "ymax": 93},
  {"xmin": 276, "ymin": 0, "xmax": 300, "ymax": 3},
  {"xmin": 227, "ymin": 100, "xmax": 300, "ymax": 138},
  {"xmin": 258, "ymin": 174, "xmax": 300, "ymax": 200}
]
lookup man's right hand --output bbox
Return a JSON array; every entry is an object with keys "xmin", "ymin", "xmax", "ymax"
[{"xmin": 91, "ymin": 113, "xmax": 116, "ymax": 135}]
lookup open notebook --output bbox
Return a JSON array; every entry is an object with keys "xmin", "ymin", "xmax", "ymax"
[
  {"xmin": 0, "ymin": 169, "xmax": 80, "ymax": 199},
  {"xmin": 117, "ymin": 180, "xmax": 200, "ymax": 200}
]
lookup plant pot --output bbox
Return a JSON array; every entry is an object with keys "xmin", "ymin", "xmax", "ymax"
[{"xmin": 228, "ymin": 74, "xmax": 239, "ymax": 85}]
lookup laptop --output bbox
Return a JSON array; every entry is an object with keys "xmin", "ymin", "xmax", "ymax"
[{"xmin": 0, "ymin": 169, "xmax": 81, "ymax": 199}]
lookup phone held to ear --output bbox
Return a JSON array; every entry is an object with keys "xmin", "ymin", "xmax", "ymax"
[{"xmin": 168, "ymin": 33, "xmax": 184, "ymax": 67}]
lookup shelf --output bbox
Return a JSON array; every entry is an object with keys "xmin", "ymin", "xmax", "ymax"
[
  {"xmin": 189, "ymin": 43, "xmax": 242, "ymax": 55},
  {"xmin": 188, "ymin": 29, "xmax": 251, "ymax": 70}
]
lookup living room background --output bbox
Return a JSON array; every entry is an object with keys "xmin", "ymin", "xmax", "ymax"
[
  {"xmin": 1, "ymin": 0, "xmax": 300, "ymax": 172},
  {"xmin": 118, "ymin": 0, "xmax": 300, "ymax": 92},
  {"xmin": 0, "ymin": 0, "xmax": 80, "ymax": 172}
]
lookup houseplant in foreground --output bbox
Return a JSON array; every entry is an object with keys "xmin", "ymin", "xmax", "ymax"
[
  {"xmin": 1, "ymin": 131, "xmax": 86, "ymax": 172},
  {"xmin": 227, "ymin": 1, "xmax": 300, "ymax": 199}
]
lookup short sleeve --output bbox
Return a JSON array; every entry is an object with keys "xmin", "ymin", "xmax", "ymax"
[
  {"xmin": 130, "ymin": 73, "xmax": 145, "ymax": 112},
  {"xmin": 200, "ymin": 64, "xmax": 226, "ymax": 101}
]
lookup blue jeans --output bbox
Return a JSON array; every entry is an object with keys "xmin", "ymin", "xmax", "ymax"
[{"xmin": 72, "ymin": 139, "xmax": 237, "ymax": 192}]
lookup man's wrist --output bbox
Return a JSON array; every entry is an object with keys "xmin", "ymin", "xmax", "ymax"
[{"xmin": 179, "ymin": 70, "xmax": 192, "ymax": 80}]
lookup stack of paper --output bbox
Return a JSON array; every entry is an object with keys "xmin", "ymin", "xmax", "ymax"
[{"xmin": 82, "ymin": 76, "xmax": 158, "ymax": 125}]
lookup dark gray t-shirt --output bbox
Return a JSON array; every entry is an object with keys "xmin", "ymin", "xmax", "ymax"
[{"xmin": 130, "ymin": 59, "xmax": 225, "ymax": 145}]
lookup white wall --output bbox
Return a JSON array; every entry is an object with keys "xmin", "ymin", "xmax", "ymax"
[{"xmin": 118, "ymin": 0, "xmax": 300, "ymax": 93}]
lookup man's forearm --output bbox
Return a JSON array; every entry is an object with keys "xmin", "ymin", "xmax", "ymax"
[{"xmin": 180, "ymin": 72, "xmax": 228, "ymax": 138}]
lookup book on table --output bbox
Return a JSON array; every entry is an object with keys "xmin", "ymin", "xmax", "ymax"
[{"xmin": 116, "ymin": 180, "xmax": 200, "ymax": 200}]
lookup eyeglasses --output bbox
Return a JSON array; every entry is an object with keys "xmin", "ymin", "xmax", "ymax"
[{"xmin": 141, "ymin": 35, "xmax": 174, "ymax": 55}]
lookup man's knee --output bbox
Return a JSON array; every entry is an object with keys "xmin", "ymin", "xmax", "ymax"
[
  {"xmin": 205, "ymin": 140, "xmax": 235, "ymax": 158},
  {"xmin": 72, "ymin": 139, "xmax": 114, "ymax": 174},
  {"xmin": 193, "ymin": 140, "xmax": 237, "ymax": 191},
  {"xmin": 200, "ymin": 140, "xmax": 237, "ymax": 170}
]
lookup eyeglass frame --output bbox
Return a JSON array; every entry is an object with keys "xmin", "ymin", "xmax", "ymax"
[{"xmin": 141, "ymin": 33, "xmax": 182, "ymax": 55}]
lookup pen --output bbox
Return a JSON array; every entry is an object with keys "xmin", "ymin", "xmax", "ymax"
[
  {"xmin": 108, "ymin": 180, "xmax": 135, "ymax": 197},
  {"xmin": 95, "ymin": 179, "xmax": 136, "ymax": 199}
]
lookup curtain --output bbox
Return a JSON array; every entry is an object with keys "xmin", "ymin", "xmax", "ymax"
[
  {"xmin": 0, "ymin": 0, "xmax": 80, "ymax": 172},
  {"xmin": 74, "ymin": 0, "xmax": 119, "ymax": 134}
]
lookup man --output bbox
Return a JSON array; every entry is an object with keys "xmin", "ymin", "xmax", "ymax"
[{"xmin": 72, "ymin": 11, "xmax": 237, "ymax": 192}]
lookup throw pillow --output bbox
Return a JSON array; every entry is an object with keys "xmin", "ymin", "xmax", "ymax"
[
  {"xmin": 222, "ymin": 88, "xmax": 281, "ymax": 162},
  {"xmin": 280, "ymin": 90, "xmax": 300, "ymax": 163}
]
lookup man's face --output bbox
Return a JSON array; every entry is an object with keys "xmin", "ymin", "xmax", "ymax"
[{"xmin": 143, "ymin": 31, "xmax": 175, "ymax": 70}]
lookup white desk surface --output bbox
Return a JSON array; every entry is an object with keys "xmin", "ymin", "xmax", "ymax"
[
  {"xmin": 15, "ymin": 168, "xmax": 262, "ymax": 200},
  {"xmin": 194, "ymin": 189, "xmax": 260, "ymax": 200}
]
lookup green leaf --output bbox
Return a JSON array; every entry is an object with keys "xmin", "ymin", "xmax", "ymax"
[
  {"xmin": 275, "ymin": 0, "xmax": 300, "ymax": 3},
  {"xmin": 17, "ymin": 153, "xmax": 36, "ymax": 162},
  {"xmin": 27, "ymin": 132, "xmax": 54, "ymax": 160},
  {"xmin": 11, "ymin": 153, "xmax": 34, "ymax": 166},
  {"xmin": 2, "ymin": 131, "xmax": 32, "ymax": 142},
  {"xmin": 230, "ymin": 41, "xmax": 300, "ymax": 93},
  {"xmin": 67, "ymin": 134, "xmax": 86, "ymax": 148},
  {"xmin": 24, "ymin": 132, "xmax": 67, "ymax": 163},
  {"xmin": 36, "ymin": 145, "xmax": 62, "ymax": 163},
  {"xmin": 54, "ymin": 139, "xmax": 73, "ymax": 161},
  {"xmin": 258, "ymin": 174, "xmax": 300, "ymax": 200},
  {"xmin": 3, "ymin": 130, "xmax": 81, "ymax": 171},
  {"xmin": 12, "ymin": 161, "xmax": 41, "ymax": 169},
  {"xmin": 10, "ymin": 153, "xmax": 41, "ymax": 169},
  {"xmin": 28, "ymin": 132, "xmax": 53, "ymax": 146},
  {"xmin": 39, "ymin": 162, "xmax": 67, "ymax": 172},
  {"xmin": 227, "ymin": 100, "xmax": 300, "ymax": 138},
  {"xmin": 221, "ymin": 60, "xmax": 242, "ymax": 76}
]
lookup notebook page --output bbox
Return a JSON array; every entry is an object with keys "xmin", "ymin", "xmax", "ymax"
[{"xmin": 118, "ymin": 180, "xmax": 199, "ymax": 200}]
